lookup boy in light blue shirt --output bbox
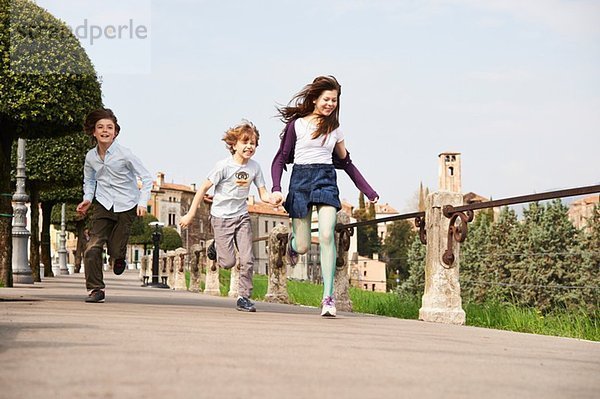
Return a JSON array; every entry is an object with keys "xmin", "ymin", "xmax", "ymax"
[
  {"xmin": 180, "ymin": 120, "xmax": 275, "ymax": 312},
  {"xmin": 76, "ymin": 108, "xmax": 152, "ymax": 303}
]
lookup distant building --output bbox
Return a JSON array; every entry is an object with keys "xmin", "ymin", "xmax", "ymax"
[
  {"xmin": 568, "ymin": 195, "xmax": 599, "ymax": 231},
  {"xmin": 247, "ymin": 196, "xmax": 289, "ymax": 275},
  {"xmin": 348, "ymin": 253, "xmax": 387, "ymax": 293},
  {"xmin": 374, "ymin": 202, "xmax": 399, "ymax": 244}
]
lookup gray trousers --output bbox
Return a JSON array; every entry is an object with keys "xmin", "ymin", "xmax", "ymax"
[
  {"xmin": 211, "ymin": 213, "xmax": 254, "ymax": 297},
  {"xmin": 84, "ymin": 202, "xmax": 137, "ymax": 291}
]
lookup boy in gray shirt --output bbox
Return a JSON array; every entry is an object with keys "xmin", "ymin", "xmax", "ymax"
[{"xmin": 180, "ymin": 121, "xmax": 275, "ymax": 311}]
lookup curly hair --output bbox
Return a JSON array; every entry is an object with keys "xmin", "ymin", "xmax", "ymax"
[{"xmin": 222, "ymin": 120, "xmax": 260, "ymax": 154}]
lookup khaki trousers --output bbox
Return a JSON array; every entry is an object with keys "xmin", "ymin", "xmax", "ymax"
[
  {"xmin": 84, "ymin": 202, "xmax": 137, "ymax": 291},
  {"xmin": 211, "ymin": 213, "xmax": 254, "ymax": 297}
]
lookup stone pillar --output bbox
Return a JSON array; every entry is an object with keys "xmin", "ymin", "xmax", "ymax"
[
  {"xmin": 11, "ymin": 138, "xmax": 33, "ymax": 284},
  {"xmin": 166, "ymin": 250, "xmax": 176, "ymax": 289},
  {"xmin": 173, "ymin": 247, "xmax": 187, "ymax": 291},
  {"xmin": 189, "ymin": 244, "xmax": 203, "ymax": 292},
  {"xmin": 203, "ymin": 239, "xmax": 221, "ymax": 296},
  {"xmin": 334, "ymin": 211, "xmax": 352, "ymax": 312},
  {"xmin": 228, "ymin": 255, "xmax": 240, "ymax": 298},
  {"xmin": 265, "ymin": 224, "xmax": 289, "ymax": 303},
  {"xmin": 159, "ymin": 253, "xmax": 168, "ymax": 286},
  {"xmin": 58, "ymin": 203, "xmax": 69, "ymax": 275},
  {"xmin": 419, "ymin": 171, "xmax": 466, "ymax": 325},
  {"xmin": 140, "ymin": 255, "xmax": 150, "ymax": 285}
]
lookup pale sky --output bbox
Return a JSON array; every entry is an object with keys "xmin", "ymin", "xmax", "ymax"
[{"xmin": 33, "ymin": 0, "xmax": 600, "ymax": 212}]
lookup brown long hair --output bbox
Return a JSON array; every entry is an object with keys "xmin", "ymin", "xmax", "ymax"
[
  {"xmin": 83, "ymin": 108, "xmax": 121, "ymax": 145},
  {"xmin": 277, "ymin": 75, "xmax": 341, "ymax": 140}
]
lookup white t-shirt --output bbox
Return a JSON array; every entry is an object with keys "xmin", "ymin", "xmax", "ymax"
[
  {"xmin": 207, "ymin": 157, "xmax": 266, "ymax": 218},
  {"xmin": 294, "ymin": 118, "xmax": 344, "ymax": 165}
]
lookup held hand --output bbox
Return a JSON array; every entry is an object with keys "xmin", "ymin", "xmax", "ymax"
[
  {"xmin": 179, "ymin": 213, "xmax": 192, "ymax": 228},
  {"xmin": 137, "ymin": 206, "xmax": 147, "ymax": 217},
  {"xmin": 76, "ymin": 200, "xmax": 91, "ymax": 216},
  {"xmin": 271, "ymin": 191, "xmax": 284, "ymax": 206}
]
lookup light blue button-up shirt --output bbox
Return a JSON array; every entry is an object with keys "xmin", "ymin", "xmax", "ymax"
[{"xmin": 83, "ymin": 141, "xmax": 152, "ymax": 212}]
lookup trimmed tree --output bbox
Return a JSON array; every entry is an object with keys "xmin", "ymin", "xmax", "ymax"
[{"xmin": 0, "ymin": 0, "xmax": 102, "ymax": 285}]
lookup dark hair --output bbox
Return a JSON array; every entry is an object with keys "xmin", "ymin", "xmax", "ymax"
[
  {"xmin": 222, "ymin": 120, "xmax": 260, "ymax": 155},
  {"xmin": 277, "ymin": 75, "xmax": 341, "ymax": 140},
  {"xmin": 83, "ymin": 108, "xmax": 121, "ymax": 144}
]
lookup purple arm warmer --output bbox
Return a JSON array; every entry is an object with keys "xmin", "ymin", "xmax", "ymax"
[
  {"xmin": 270, "ymin": 121, "xmax": 295, "ymax": 193},
  {"xmin": 334, "ymin": 152, "xmax": 379, "ymax": 201}
]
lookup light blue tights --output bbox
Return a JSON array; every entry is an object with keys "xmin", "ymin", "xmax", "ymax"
[{"xmin": 290, "ymin": 205, "xmax": 337, "ymax": 299}]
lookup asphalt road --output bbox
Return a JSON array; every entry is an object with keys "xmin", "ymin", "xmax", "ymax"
[{"xmin": 1, "ymin": 270, "xmax": 598, "ymax": 399}]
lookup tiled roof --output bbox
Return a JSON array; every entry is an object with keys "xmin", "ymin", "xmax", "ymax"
[
  {"xmin": 571, "ymin": 195, "xmax": 599, "ymax": 206},
  {"xmin": 153, "ymin": 182, "xmax": 196, "ymax": 193},
  {"xmin": 248, "ymin": 201, "xmax": 288, "ymax": 216},
  {"xmin": 375, "ymin": 203, "xmax": 399, "ymax": 214}
]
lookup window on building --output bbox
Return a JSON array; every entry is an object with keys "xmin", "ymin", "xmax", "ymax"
[
  {"xmin": 363, "ymin": 270, "xmax": 367, "ymax": 277},
  {"xmin": 372, "ymin": 284, "xmax": 376, "ymax": 291},
  {"xmin": 363, "ymin": 284, "xmax": 368, "ymax": 290},
  {"xmin": 265, "ymin": 263, "xmax": 269, "ymax": 275},
  {"xmin": 168, "ymin": 213, "xmax": 175, "ymax": 226},
  {"xmin": 265, "ymin": 220, "xmax": 268, "ymax": 233},
  {"xmin": 147, "ymin": 205, "xmax": 152, "ymax": 213},
  {"xmin": 272, "ymin": 221, "xmax": 276, "ymax": 227}
]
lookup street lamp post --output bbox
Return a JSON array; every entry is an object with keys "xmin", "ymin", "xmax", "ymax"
[
  {"xmin": 58, "ymin": 203, "xmax": 69, "ymax": 275},
  {"xmin": 145, "ymin": 221, "xmax": 169, "ymax": 288},
  {"xmin": 12, "ymin": 138, "xmax": 33, "ymax": 284}
]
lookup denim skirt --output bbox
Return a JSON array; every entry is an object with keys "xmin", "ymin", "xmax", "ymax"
[{"xmin": 284, "ymin": 164, "xmax": 341, "ymax": 218}]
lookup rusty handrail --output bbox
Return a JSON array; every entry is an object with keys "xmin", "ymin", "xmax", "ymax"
[
  {"xmin": 445, "ymin": 184, "xmax": 600, "ymax": 215},
  {"xmin": 440, "ymin": 184, "xmax": 600, "ymax": 267}
]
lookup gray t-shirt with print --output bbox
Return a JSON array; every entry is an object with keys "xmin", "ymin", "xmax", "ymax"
[{"xmin": 207, "ymin": 157, "xmax": 266, "ymax": 218}]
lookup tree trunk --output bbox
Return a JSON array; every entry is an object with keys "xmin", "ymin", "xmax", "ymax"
[
  {"xmin": 74, "ymin": 219, "xmax": 86, "ymax": 273},
  {"xmin": 0, "ymin": 134, "xmax": 14, "ymax": 287},
  {"xmin": 40, "ymin": 201, "xmax": 55, "ymax": 277},
  {"xmin": 29, "ymin": 185, "xmax": 41, "ymax": 282}
]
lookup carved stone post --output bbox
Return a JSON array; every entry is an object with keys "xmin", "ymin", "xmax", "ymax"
[
  {"xmin": 12, "ymin": 138, "xmax": 33, "ymax": 284},
  {"xmin": 334, "ymin": 210, "xmax": 352, "ymax": 312},
  {"xmin": 203, "ymin": 239, "xmax": 221, "ymax": 296},
  {"xmin": 265, "ymin": 224, "xmax": 289, "ymax": 303},
  {"xmin": 228, "ymin": 254, "xmax": 240, "ymax": 298},
  {"xmin": 189, "ymin": 244, "xmax": 203, "ymax": 292},
  {"xmin": 159, "ymin": 253, "xmax": 168, "ymax": 286},
  {"xmin": 58, "ymin": 203, "xmax": 69, "ymax": 275},
  {"xmin": 140, "ymin": 255, "xmax": 150, "ymax": 285},
  {"xmin": 166, "ymin": 250, "xmax": 176, "ymax": 289},
  {"xmin": 419, "ymin": 152, "xmax": 466, "ymax": 325},
  {"xmin": 173, "ymin": 248, "xmax": 188, "ymax": 291}
]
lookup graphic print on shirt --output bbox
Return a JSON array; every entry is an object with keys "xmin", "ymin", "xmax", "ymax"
[{"xmin": 235, "ymin": 171, "xmax": 250, "ymax": 187}]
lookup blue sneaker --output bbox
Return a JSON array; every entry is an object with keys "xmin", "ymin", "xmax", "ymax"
[{"xmin": 236, "ymin": 296, "xmax": 256, "ymax": 312}]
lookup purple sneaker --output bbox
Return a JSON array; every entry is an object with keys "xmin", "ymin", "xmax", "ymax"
[
  {"xmin": 286, "ymin": 233, "xmax": 298, "ymax": 266},
  {"xmin": 320, "ymin": 296, "xmax": 336, "ymax": 317}
]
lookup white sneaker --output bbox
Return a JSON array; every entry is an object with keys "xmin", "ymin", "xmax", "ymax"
[{"xmin": 320, "ymin": 296, "xmax": 336, "ymax": 317}]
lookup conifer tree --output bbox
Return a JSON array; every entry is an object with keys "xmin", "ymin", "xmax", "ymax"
[
  {"xmin": 512, "ymin": 200, "xmax": 580, "ymax": 312},
  {"xmin": 398, "ymin": 236, "xmax": 426, "ymax": 297},
  {"xmin": 382, "ymin": 220, "xmax": 415, "ymax": 290},
  {"xmin": 459, "ymin": 210, "xmax": 493, "ymax": 302},
  {"xmin": 575, "ymin": 204, "xmax": 600, "ymax": 313}
]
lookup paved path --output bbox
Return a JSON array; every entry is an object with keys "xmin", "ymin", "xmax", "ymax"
[{"xmin": 1, "ymin": 271, "xmax": 598, "ymax": 399}]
